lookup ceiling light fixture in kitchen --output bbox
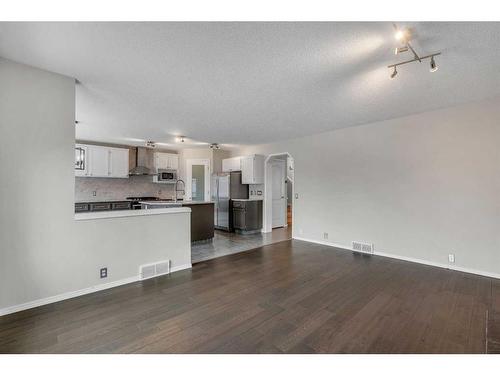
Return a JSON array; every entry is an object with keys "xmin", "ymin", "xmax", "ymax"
[
  {"xmin": 176, "ymin": 136, "xmax": 185, "ymax": 143},
  {"xmin": 146, "ymin": 140, "xmax": 156, "ymax": 148},
  {"xmin": 209, "ymin": 143, "xmax": 220, "ymax": 149}
]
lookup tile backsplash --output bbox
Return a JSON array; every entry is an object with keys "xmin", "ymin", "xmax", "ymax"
[
  {"xmin": 75, "ymin": 176, "xmax": 176, "ymax": 202},
  {"xmin": 249, "ymin": 184, "xmax": 264, "ymax": 200}
]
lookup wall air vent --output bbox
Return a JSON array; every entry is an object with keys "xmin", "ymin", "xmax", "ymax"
[
  {"xmin": 352, "ymin": 241, "xmax": 374, "ymax": 254},
  {"xmin": 140, "ymin": 260, "xmax": 171, "ymax": 280}
]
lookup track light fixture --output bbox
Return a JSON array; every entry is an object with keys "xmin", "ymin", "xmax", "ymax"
[
  {"xmin": 429, "ymin": 56, "xmax": 438, "ymax": 72},
  {"xmin": 388, "ymin": 52, "xmax": 441, "ymax": 79},
  {"xmin": 390, "ymin": 66, "xmax": 398, "ymax": 79},
  {"xmin": 388, "ymin": 23, "xmax": 441, "ymax": 80},
  {"xmin": 146, "ymin": 140, "xmax": 156, "ymax": 148},
  {"xmin": 209, "ymin": 143, "xmax": 220, "ymax": 150}
]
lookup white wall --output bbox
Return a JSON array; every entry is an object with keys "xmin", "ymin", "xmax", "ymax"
[
  {"xmin": 232, "ymin": 97, "xmax": 500, "ymax": 277},
  {"xmin": 0, "ymin": 58, "xmax": 191, "ymax": 314}
]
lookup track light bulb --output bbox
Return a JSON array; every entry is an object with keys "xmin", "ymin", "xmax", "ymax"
[
  {"xmin": 430, "ymin": 56, "xmax": 438, "ymax": 72},
  {"xmin": 390, "ymin": 66, "xmax": 398, "ymax": 79}
]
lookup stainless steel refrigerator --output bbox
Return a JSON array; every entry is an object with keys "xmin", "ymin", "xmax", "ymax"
[{"xmin": 212, "ymin": 171, "xmax": 249, "ymax": 231}]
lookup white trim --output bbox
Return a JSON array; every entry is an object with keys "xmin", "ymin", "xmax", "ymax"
[
  {"xmin": 75, "ymin": 207, "xmax": 191, "ymax": 221},
  {"xmin": 293, "ymin": 236, "xmax": 500, "ymax": 280},
  {"xmin": 0, "ymin": 263, "xmax": 192, "ymax": 317},
  {"xmin": 263, "ymin": 152, "xmax": 294, "ymax": 234},
  {"xmin": 170, "ymin": 263, "xmax": 192, "ymax": 273}
]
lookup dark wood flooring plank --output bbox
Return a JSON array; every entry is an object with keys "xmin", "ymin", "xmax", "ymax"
[{"xmin": 0, "ymin": 239, "xmax": 494, "ymax": 353}]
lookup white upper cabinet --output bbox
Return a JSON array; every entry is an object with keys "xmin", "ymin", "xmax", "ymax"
[
  {"xmin": 154, "ymin": 152, "xmax": 179, "ymax": 171},
  {"xmin": 168, "ymin": 153, "xmax": 179, "ymax": 170},
  {"xmin": 88, "ymin": 145, "xmax": 110, "ymax": 177},
  {"xmin": 75, "ymin": 144, "xmax": 129, "ymax": 178},
  {"xmin": 240, "ymin": 154, "xmax": 265, "ymax": 184},
  {"xmin": 109, "ymin": 148, "xmax": 130, "ymax": 178},
  {"xmin": 222, "ymin": 157, "xmax": 241, "ymax": 172}
]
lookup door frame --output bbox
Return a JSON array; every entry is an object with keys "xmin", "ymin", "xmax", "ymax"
[
  {"xmin": 185, "ymin": 158, "xmax": 211, "ymax": 201},
  {"xmin": 270, "ymin": 159, "xmax": 286, "ymax": 229},
  {"xmin": 263, "ymin": 152, "xmax": 295, "ymax": 234}
]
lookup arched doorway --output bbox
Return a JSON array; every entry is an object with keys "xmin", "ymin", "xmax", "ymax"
[{"xmin": 263, "ymin": 152, "xmax": 294, "ymax": 236}]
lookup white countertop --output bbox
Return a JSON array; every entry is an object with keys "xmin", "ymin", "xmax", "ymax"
[
  {"xmin": 231, "ymin": 198, "xmax": 263, "ymax": 201},
  {"xmin": 140, "ymin": 200, "xmax": 215, "ymax": 205},
  {"xmin": 75, "ymin": 207, "xmax": 191, "ymax": 221},
  {"xmin": 139, "ymin": 201, "xmax": 182, "ymax": 206},
  {"xmin": 181, "ymin": 200, "xmax": 215, "ymax": 205}
]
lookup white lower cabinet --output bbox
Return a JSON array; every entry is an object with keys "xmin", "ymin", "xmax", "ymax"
[{"xmin": 75, "ymin": 144, "xmax": 129, "ymax": 178}]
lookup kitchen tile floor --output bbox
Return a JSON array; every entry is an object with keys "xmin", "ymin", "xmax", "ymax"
[{"xmin": 191, "ymin": 226, "xmax": 292, "ymax": 263}]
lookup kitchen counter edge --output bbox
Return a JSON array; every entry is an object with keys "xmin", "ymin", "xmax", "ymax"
[{"xmin": 75, "ymin": 207, "xmax": 191, "ymax": 221}]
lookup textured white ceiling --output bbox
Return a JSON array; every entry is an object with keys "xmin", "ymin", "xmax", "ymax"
[{"xmin": 1, "ymin": 22, "xmax": 500, "ymax": 149}]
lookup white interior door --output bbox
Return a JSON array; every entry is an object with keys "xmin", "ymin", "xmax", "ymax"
[{"xmin": 271, "ymin": 160, "xmax": 286, "ymax": 228}]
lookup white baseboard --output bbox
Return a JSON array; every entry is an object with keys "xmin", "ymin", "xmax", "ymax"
[
  {"xmin": 170, "ymin": 263, "xmax": 192, "ymax": 273},
  {"xmin": 293, "ymin": 236, "xmax": 500, "ymax": 280},
  {"xmin": 0, "ymin": 263, "xmax": 192, "ymax": 317}
]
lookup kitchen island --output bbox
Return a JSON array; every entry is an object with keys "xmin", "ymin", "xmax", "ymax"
[
  {"xmin": 181, "ymin": 202, "xmax": 214, "ymax": 242},
  {"xmin": 140, "ymin": 200, "xmax": 215, "ymax": 242}
]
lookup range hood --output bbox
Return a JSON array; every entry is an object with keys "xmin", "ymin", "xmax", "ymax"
[{"xmin": 129, "ymin": 147, "xmax": 155, "ymax": 176}]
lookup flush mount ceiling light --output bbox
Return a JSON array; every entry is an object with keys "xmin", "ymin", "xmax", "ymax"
[{"xmin": 388, "ymin": 23, "xmax": 441, "ymax": 79}]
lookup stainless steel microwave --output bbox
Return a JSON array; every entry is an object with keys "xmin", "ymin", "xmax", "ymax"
[{"xmin": 157, "ymin": 169, "xmax": 177, "ymax": 183}]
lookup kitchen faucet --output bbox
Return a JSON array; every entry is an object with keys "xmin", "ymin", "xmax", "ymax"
[{"xmin": 175, "ymin": 179, "xmax": 185, "ymax": 201}]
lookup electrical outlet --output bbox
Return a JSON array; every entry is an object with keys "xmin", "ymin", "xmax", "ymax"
[
  {"xmin": 448, "ymin": 254, "xmax": 455, "ymax": 263},
  {"xmin": 92, "ymin": 190, "xmax": 97, "ymax": 196},
  {"xmin": 295, "ymin": 193, "xmax": 299, "ymax": 199},
  {"xmin": 323, "ymin": 232, "xmax": 328, "ymax": 240},
  {"xmin": 100, "ymin": 267, "xmax": 108, "ymax": 278}
]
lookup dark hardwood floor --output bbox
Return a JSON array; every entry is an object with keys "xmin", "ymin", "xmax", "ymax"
[{"xmin": 1, "ymin": 239, "xmax": 499, "ymax": 353}]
